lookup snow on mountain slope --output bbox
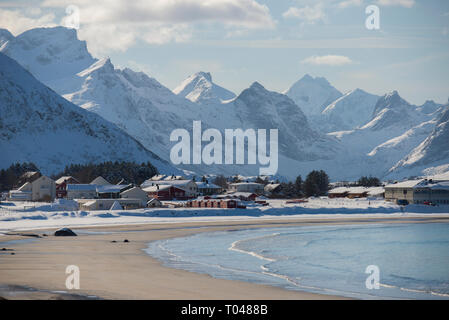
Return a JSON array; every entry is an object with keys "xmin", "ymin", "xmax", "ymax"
[
  {"xmin": 59, "ymin": 58, "xmax": 204, "ymax": 159},
  {"xmin": 173, "ymin": 72, "xmax": 236, "ymax": 105},
  {"xmin": 230, "ymin": 82, "xmax": 337, "ymax": 161},
  {"xmin": 320, "ymin": 88, "xmax": 380, "ymax": 132},
  {"xmin": 0, "ymin": 52, "xmax": 177, "ymax": 175},
  {"xmin": 323, "ymin": 91, "xmax": 438, "ymax": 179},
  {"xmin": 388, "ymin": 105, "xmax": 449, "ymax": 178},
  {"xmin": 0, "ymin": 27, "xmax": 96, "ymax": 83},
  {"xmin": 418, "ymin": 100, "xmax": 442, "ymax": 115},
  {"xmin": 284, "ymin": 74, "xmax": 342, "ymax": 116},
  {"xmin": 0, "ymin": 29, "xmax": 13, "ymax": 47}
]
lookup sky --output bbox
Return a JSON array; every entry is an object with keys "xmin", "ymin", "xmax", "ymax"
[{"xmin": 0, "ymin": 0, "xmax": 448, "ymax": 105}]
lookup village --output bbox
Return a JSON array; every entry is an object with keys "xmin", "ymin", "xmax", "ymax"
[{"xmin": 1, "ymin": 170, "xmax": 449, "ymax": 213}]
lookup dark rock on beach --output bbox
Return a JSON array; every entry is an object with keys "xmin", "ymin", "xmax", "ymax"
[{"xmin": 54, "ymin": 228, "xmax": 77, "ymax": 237}]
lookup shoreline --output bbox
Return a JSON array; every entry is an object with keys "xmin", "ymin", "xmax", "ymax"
[{"xmin": 1, "ymin": 216, "xmax": 449, "ymax": 300}]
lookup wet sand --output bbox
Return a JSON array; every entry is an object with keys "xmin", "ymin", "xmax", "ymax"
[{"xmin": 1, "ymin": 216, "xmax": 448, "ymax": 300}]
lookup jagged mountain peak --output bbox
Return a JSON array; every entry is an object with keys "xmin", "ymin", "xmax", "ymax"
[
  {"xmin": 0, "ymin": 26, "xmax": 96, "ymax": 82},
  {"xmin": 0, "ymin": 52, "xmax": 177, "ymax": 175},
  {"xmin": 174, "ymin": 71, "xmax": 235, "ymax": 105},
  {"xmin": 372, "ymin": 90, "xmax": 411, "ymax": 116},
  {"xmin": 284, "ymin": 74, "xmax": 342, "ymax": 116}
]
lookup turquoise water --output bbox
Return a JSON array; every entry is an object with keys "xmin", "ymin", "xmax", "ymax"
[{"xmin": 145, "ymin": 223, "xmax": 449, "ymax": 299}]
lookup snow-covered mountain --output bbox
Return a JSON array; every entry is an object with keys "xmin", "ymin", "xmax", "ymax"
[
  {"xmin": 0, "ymin": 52, "xmax": 177, "ymax": 175},
  {"xmin": 320, "ymin": 88, "xmax": 380, "ymax": 132},
  {"xmin": 0, "ymin": 27, "xmax": 95, "ymax": 84},
  {"xmin": 173, "ymin": 71, "xmax": 236, "ymax": 105},
  {"xmin": 389, "ymin": 105, "xmax": 449, "ymax": 177},
  {"xmin": 0, "ymin": 29, "xmax": 13, "ymax": 47},
  {"xmin": 2, "ymin": 26, "xmax": 447, "ymax": 181},
  {"xmin": 284, "ymin": 74, "xmax": 342, "ymax": 116}
]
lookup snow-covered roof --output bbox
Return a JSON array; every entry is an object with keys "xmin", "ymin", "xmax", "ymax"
[
  {"xmin": 230, "ymin": 182, "xmax": 263, "ymax": 186},
  {"xmin": 55, "ymin": 176, "xmax": 78, "ymax": 185},
  {"xmin": 195, "ymin": 182, "xmax": 221, "ymax": 189},
  {"xmin": 67, "ymin": 184, "xmax": 97, "ymax": 191},
  {"xmin": 328, "ymin": 186, "xmax": 385, "ymax": 195},
  {"xmin": 90, "ymin": 176, "xmax": 111, "ymax": 186},
  {"xmin": 385, "ymin": 180, "xmax": 423, "ymax": 189},
  {"xmin": 18, "ymin": 182, "xmax": 32, "ymax": 191},
  {"xmin": 229, "ymin": 192, "xmax": 257, "ymax": 197},
  {"xmin": 141, "ymin": 179, "xmax": 193, "ymax": 189},
  {"xmin": 96, "ymin": 184, "xmax": 130, "ymax": 193},
  {"xmin": 264, "ymin": 184, "xmax": 281, "ymax": 192},
  {"xmin": 142, "ymin": 185, "xmax": 172, "ymax": 192}
]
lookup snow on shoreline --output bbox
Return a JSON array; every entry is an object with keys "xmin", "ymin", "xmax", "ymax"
[{"xmin": 0, "ymin": 198, "xmax": 448, "ymax": 232}]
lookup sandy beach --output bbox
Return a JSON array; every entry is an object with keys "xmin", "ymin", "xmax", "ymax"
[{"xmin": 1, "ymin": 215, "xmax": 449, "ymax": 300}]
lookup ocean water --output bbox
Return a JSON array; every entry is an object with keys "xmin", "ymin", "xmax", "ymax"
[{"xmin": 145, "ymin": 223, "xmax": 449, "ymax": 299}]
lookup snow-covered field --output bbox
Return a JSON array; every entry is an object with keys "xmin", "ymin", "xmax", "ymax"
[{"xmin": 1, "ymin": 198, "xmax": 448, "ymax": 233}]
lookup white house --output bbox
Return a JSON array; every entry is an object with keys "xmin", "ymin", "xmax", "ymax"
[
  {"xmin": 120, "ymin": 187, "xmax": 148, "ymax": 206},
  {"xmin": 228, "ymin": 182, "xmax": 264, "ymax": 195},
  {"xmin": 9, "ymin": 176, "xmax": 56, "ymax": 201}
]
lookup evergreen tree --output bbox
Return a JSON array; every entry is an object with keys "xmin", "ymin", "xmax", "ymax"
[{"xmin": 304, "ymin": 170, "xmax": 329, "ymax": 197}]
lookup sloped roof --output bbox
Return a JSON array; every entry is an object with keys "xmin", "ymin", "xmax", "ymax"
[
  {"xmin": 55, "ymin": 176, "xmax": 78, "ymax": 185},
  {"xmin": 385, "ymin": 180, "xmax": 423, "ymax": 189},
  {"xmin": 96, "ymin": 184, "xmax": 130, "ymax": 193},
  {"xmin": 196, "ymin": 182, "xmax": 222, "ymax": 189},
  {"xmin": 142, "ymin": 185, "xmax": 172, "ymax": 192},
  {"xmin": 90, "ymin": 176, "xmax": 111, "ymax": 185}
]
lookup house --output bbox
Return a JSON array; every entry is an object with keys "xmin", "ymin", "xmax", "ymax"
[
  {"xmin": 96, "ymin": 184, "xmax": 132, "ymax": 199},
  {"xmin": 90, "ymin": 176, "xmax": 111, "ymax": 186},
  {"xmin": 55, "ymin": 176, "xmax": 80, "ymax": 199},
  {"xmin": 141, "ymin": 179, "xmax": 198, "ymax": 198},
  {"xmin": 220, "ymin": 199, "xmax": 238, "ymax": 209},
  {"xmin": 16, "ymin": 171, "xmax": 41, "ymax": 187},
  {"xmin": 328, "ymin": 187, "xmax": 349, "ymax": 198},
  {"xmin": 228, "ymin": 182, "xmax": 264, "ymax": 194},
  {"xmin": 9, "ymin": 176, "xmax": 56, "ymax": 201},
  {"xmin": 78, "ymin": 198, "xmax": 143, "ymax": 210},
  {"xmin": 66, "ymin": 184, "xmax": 97, "ymax": 200},
  {"xmin": 120, "ymin": 187, "xmax": 148, "ymax": 204},
  {"xmin": 143, "ymin": 185, "xmax": 189, "ymax": 200},
  {"xmin": 385, "ymin": 179, "xmax": 449, "ymax": 205},
  {"xmin": 229, "ymin": 192, "xmax": 258, "ymax": 201},
  {"xmin": 196, "ymin": 181, "xmax": 222, "ymax": 196},
  {"xmin": 264, "ymin": 183, "xmax": 282, "ymax": 196},
  {"xmin": 147, "ymin": 198, "xmax": 163, "ymax": 208},
  {"xmin": 328, "ymin": 186, "xmax": 385, "ymax": 199}
]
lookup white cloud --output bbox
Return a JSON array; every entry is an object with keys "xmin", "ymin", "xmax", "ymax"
[
  {"xmin": 337, "ymin": 0, "xmax": 363, "ymax": 9},
  {"xmin": 37, "ymin": 0, "xmax": 275, "ymax": 55},
  {"xmin": 0, "ymin": 8, "xmax": 56, "ymax": 35},
  {"xmin": 376, "ymin": 0, "xmax": 415, "ymax": 8},
  {"xmin": 301, "ymin": 55, "xmax": 353, "ymax": 66},
  {"xmin": 283, "ymin": 3, "xmax": 325, "ymax": 23}
]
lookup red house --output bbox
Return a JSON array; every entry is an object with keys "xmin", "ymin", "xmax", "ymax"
[
  {"xmin": 55, "ymin": 176, "xmax": 80, "ymax": 199},
  {"xmin": 143, "ymin": 185, "xmax": 189, "ymax": 200}
]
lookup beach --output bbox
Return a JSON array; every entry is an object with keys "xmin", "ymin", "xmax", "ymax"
[{"xmin": 1, "ymin": 215, "xmax": 449, "ymax": 300}]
